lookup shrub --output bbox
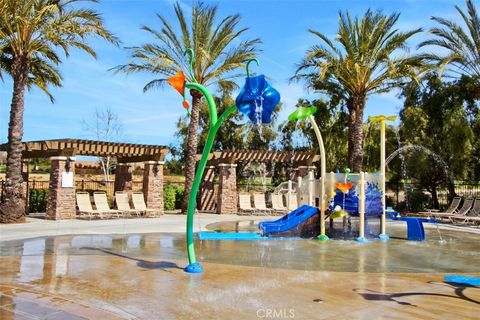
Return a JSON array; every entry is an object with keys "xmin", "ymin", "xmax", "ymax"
[
  {"xmin": 163, "ymin": 184, "xmax": 185, "ymax": 210},
  {"xmin": 163, "ymin": 184, "xmax": 176, "ymax": 210},
  {"xmin": 29, "ymin": 189, "xmax": 48, "ymax": 213},
  {"xmin": 405, "ymin": 187, "xmax": 431, "ymax": 212}
]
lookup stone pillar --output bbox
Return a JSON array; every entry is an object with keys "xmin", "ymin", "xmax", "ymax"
[
  {"xmin": 46, "ymin": 156, "xmax": 76, "ymax": 220},
  {"xmin": 198, "ymin": 166, "xmax": 216, "ymax": 212},
  {"xmin": 295, "ymin": 165, "xmax": 317, "ymax": 179},
  {"xmin": 114, "ymin": 163, "xmax": 133, "ymax": 193},
  {"xmin": 216, "ymin": 164, "xmax": 238, "ymax": 214},
  {"xmin": 142, "ymin": 161, "xmax": 164, "ymax": 215}
]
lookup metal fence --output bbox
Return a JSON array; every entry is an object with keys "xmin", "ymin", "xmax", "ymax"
[
  {"xmin": 2, "ymin": 178, "xmax": 480, "ymax": 213},
  {"xmin": 0, "ymin": 179, "xmax": 184, "ymax": 212}
]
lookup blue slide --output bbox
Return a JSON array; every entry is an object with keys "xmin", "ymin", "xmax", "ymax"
[{"xmin": 259, "ymin": 205, "xmax": 319, "ymax": 236}]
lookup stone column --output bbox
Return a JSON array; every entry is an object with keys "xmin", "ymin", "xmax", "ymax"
[
  {"xmin": 114, "ymin": 163, "xmax": 133, "ymax": 193},
  {"xmin": 198, "ymin": 166, "xmax": 216, "ymax": 212},
  {"xmin": 216, "ymin": 163, "xmax": 238, "ymax": 214},
  {"xmin": 142, "ymin": 161, "xmax": 164, "ymax": 215},
  {"xmin": 295, "ymin": 165, "xmax": 317, "ymax": 179},
  {"xmin": 46, "ymin": 156, "xmax": 76, "ymax": 220}
]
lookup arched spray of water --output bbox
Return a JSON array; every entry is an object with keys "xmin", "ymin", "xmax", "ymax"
[{"xmin": 386, "ymin": 145, "xmax": 455, "ymax": 182}]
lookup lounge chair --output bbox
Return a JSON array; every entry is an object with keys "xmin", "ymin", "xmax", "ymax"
[
  {"xmin": 432, "ymin": 198, "xmax": 475, "ymax": 222},
  {"xmin": 93, "ymin": 192, "xmax": 122, "ymax": 218},
  {"xmin": 271, "ymin": 193, "xmax": 288, "ymax": 214},
  {"xmin": 287, "ymin": 193, "xmax": 298, "ymax": 210},
  {"xmin": 115, "ymin": 192, "xmax": 142, "ymax": 217},
  {"xmin": 132, "ymin": 192, "xmax": 159, "ymax": 217},
  {"xmin": 418, "ymin": 196, "xmax": 461, "ymax": 217},
  {"xmin": 76, "ymin": 192, "xmax": 103, "ymax": 219},
  {"xmin": 253, "ymin": 193, "xmax": 273, "ymax": 214},
  {"xmin": 238, "ymin": 193, "xmax": 256, "ymax": 214},
  {"xmin": 452, "ymin": 198, "xmax": 480, "ymax": 225}
]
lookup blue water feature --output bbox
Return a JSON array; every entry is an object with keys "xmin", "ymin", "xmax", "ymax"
[
  {"xmin": 197, "ymin": 232, "xmax": 265, "ymax": 240},
  {"xmin": 444, "ymin": 275, "xmax": 480, "ymax": 286},
  {"xmin": 330, "ymin": 182, "xmax": 383, "ymax": 217},
  {"xmin": 259, "ymin": 205, "xmax": 319, "ymax": 236}
]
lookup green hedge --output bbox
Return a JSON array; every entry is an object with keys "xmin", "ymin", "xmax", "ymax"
[
  {"xmin": 163, "ymin": 184, "xmax": 184, "ymax": 210},
  {"xmin": 29, "ymin": 189, "xmax": 48, "ymax": 213}
]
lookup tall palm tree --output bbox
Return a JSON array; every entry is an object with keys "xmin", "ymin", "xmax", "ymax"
[
  {"xmin": 419, "ymin": 0, "xmax": 480, "ymax": 92},
  {"xmin": 0, "ymin": 0, "xmax": 118, "ymax": 223},
  {"xmin": 293, "ymin": 9, "xmax": 424, "ymax": 172},
  {"xmin": 114, "ymin": 1, "xmax": 260, "ymax": 213}
]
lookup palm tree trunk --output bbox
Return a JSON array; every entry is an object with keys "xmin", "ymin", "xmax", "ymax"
[
  {"xmin": 347, "ymin": 95, "xmax": 366, "ymax": 172},
  {"xmin": 181, "ymin": 89, "xmax": 202, "ymax": 213},
  {"xmin": 0, "ymin": 57, "xmax": 30, "ymax": 223}
]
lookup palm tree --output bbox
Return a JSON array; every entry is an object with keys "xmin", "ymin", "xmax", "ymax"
[
  {"xmin": 419, "ymin": 0, "xmax": 480, "ymax": 93},
  {"xmin": 114, "ymin": 1, "xmax": 260, "ymax": 213},
  {"xmin": 0, "ymin": 0, "xmax": 118, "ymax": 223},
  {"xmin": 293, "ymin": 9, "xmax": 424, "ymax": 172}
]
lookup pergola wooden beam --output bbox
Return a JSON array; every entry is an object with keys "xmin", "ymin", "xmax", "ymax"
[
  {"xmin": 0, "ymin": 139, "xmax": 169, "ymax": 161},
  {"xmin": 196, "ymin": 149, "xmax": 320, "ymax": 166}
]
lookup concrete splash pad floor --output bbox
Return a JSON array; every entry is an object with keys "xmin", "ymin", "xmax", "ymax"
[{"xmin": 0, "ymin": 218, "xmax": 480, "ymax": 319}]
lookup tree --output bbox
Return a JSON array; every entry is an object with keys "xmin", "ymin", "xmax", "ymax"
[
  {"xmin": 82, "ymin": 107, "xmax": 124, "ymax": 184},
  {"xmin": 419, "ymin": 0, "xmax": 480, "ymax": 95},
  {"xmin": 277, "ymin": 99, "xmax": 349, "ymax": 173},
  {"xmin": 0, "ymin": 0, "xmax": 118, "ymax": 223},
  {"xmin": 399, "ymin": 74, "xmax": 474, "ymax": 207},
  {"xmin": 293, "ymin": 9, "xmax": 425, "ymax": 172},
  {"xmin": 114, "ymin": 1, "xmax": 260, "ymax": 213}
]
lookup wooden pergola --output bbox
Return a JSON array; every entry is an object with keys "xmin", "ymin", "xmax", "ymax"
[
  {"xmin": 197, "ymin": 149, "xmax": 320, "ymax": 214},
  {"xmin": 1, "ymin": 138, "xmax": 169, "ymax": 162},
  {"xmin": 0, "ymin": 139, "xmax": 169, "ymax": 220},
  {"xmin": 197, "ymin": 149, "xmax": 320, "ymax": 166}
]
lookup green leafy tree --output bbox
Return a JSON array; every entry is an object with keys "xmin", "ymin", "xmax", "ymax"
[
  {"xmin": 419, "ymin": 0, "xmax": 480, "ymax": 94},
  {"xmin": 399, "ymin": 74, "xmax": 474, "ymax": 207},
  {"xmin": 293, "ymin": 9, "xmax": 425, "ymax": 172},
  {"xmin": 0, "ymin": 0, "xmax": 117, "ymax": 223},
  {"xmin": 114, "ymin": 1, "xmax": 260, "ymax": 213},
  {"xmin": 277, "ymin": 99, "xmax": 349, "ymax": 175}
]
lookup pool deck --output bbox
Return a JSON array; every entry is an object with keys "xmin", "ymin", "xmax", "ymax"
[
  {"xmin": 0, "ymin": 214, "xmax": 278, "ymax": 241},
  {"xmin": 1, "ymin": 214, "xmax": 479, "ymax": 319}
]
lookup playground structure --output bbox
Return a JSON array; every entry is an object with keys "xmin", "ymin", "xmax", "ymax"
[{"xmin": 277, "ymin": 110, "xmax": 396, "ymax": 241}]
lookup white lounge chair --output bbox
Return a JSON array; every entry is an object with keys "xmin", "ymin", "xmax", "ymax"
[
  {"xmin": 115, "ymin": 192, "xmax": 142, "ymax": 217},
  {"xmin": 238, "ymin": 193, "xmax": 256, "ymax": 215},
  {"xmin": 287, "ymin": 193, "xmax": 298, "ymax": 210},
  {"xmin": 93, "ymin": 192, "xmax": 121, "ymax": 219},
  {"xmin": 271, "ymin": 193, "xmax": 288, "ymax": 214},
  {"xmin": 132, "ymin": 192, "xmax": 159, "ymax": 217},
  {"xmin": 253, "ymin": 193, "xmax": 273, "ymax": 214},
  {"xmin": 76, "ymin": 192, "xmax": 103, "ymax": 219}
]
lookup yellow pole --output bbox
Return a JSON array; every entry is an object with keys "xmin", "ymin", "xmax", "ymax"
[{"xmin": 308, "ymin": 115, "xmax": 328, "ymax": 241}]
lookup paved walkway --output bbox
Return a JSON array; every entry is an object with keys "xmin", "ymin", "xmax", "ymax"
[{"xmin": 0, "ymin": 214, "xmax": 277, "ymax": 242}]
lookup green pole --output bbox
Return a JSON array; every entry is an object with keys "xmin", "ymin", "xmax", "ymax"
[{"xmin": 184, "ymin": 82, "xmax": 237, "ymax": 273}]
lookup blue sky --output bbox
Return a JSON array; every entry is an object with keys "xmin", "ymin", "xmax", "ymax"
[{"xmin": 0, "ymin": 0, "xmax": 462, "ymax": 147}]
